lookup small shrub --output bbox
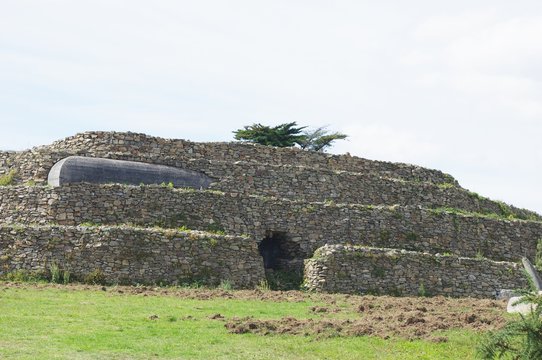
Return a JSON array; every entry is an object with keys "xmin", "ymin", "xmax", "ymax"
[
  {"xmin": 48, "ymin": 263, "xmax": 72, "ymax": 284},
  {"xmin": 79, "ymin": 222, "xmax": 100, "ymax": 227},
  {"xmin": 437, "ymin": 182, "xmax": 455, "ymax": 190},
  {"xmin": 84, "ymin": 269, "xmax": 106, "ymax": 285},
  {"xmin": 418, "ymin": 282, "xmax": 427, "ymax": 297},
  {"xmin": 209, "ymin": 238, "xmax": 219, "ymax": 247},
  {"xmin": 160, "ymin": 182, "xmax": 174, "ymax": 188},
  {"xmin": 49, "ymin": 263, "xmax": 62, "ymax": 284},
  {"xmin": 365, "ymin": 287, "xmax": 380, "ymax": 296},
  {"xmin": 0, "ymin": 169, "xmax": 17, "ymax": 186},
  {"xmin": 63, "ymin": 270, "xmax": 71, "ymax": 284},
  {"xmin": 405, "ymin": 232, "xmax": 418, "ymax": 241},
  {"xmin": 477, "ymin": 291, "xmax": 542, "ymax": 359},
  {"xmin": 178, "ymin": 279, "xmax": 205, "ymax": 289},
  {"xmin": 496, "ymin": 200, "xmax": 515, "ymax": 219},
  {"xmin": 206, "ymin": 222, "xmax": 225, "ymax": 234},
  {"xmin": 535, "ymin": 239, "xmax": 542, "ymax": 270},
  {"xmin": 324, "ymin": 199, "xmax": 335, "ymax": 206},
  {"xmin": 468, "ymin": 191, "xmax": 482, "ymax": 200},
  {"xmin": 265, "ymin": 270, "xmax": 303, "ymax": 291},
  {"xmin": 1, "ymin": 269, "xmax": 47, "ymax": 282},
  {"xmin": 303, "ymin": 205, "xmax": 316, "ymax": 213},
  {"xmin": 257, "ymin": 279, "xmax": 271, "ymax": 291},
  {"xmin": 219, "ymin": 279, "xmax": 233, "ymax": 290}
]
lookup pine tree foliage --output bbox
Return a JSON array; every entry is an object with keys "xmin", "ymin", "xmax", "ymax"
[
  {"xmin": 297, "ymin": 126, "xmax": 348, "ymax": 152},
  {"xmin": 233, "ymin": 122, "xmax": 306, "ymax": 147},
  {"xmin": 233, "ymin": 122, "xmax": 347, "ymax": 152},
  {"xmin": 477, "ymin": 291, "xmax": 542, "ymax": 359}
]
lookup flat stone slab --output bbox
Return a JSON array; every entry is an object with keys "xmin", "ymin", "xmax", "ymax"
[
  {"xmin": 507, "ymin": 292, "xmax": 542, "ymax": 314},
  {"xmin": 48, "ymin": 156, "xmax": 214, "ymax": 189}
]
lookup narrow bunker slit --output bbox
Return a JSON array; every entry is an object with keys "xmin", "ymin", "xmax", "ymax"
[{"xmin": 258, "ymin": 231, "xmax": 304, "ymax": 290}]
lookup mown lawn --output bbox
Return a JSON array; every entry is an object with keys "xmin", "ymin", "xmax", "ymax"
[{"xmin": 0, "ymin": 283, "xmax": 484, "ymax": 359}]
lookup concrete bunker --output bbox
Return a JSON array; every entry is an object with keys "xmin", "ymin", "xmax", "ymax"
[{"xmin": 48, "ymin": 156, "xmax": 215, "ymax": 188}]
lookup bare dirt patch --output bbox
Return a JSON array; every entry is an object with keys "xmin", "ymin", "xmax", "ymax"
[
  {"xmin": 1, "ymin": 282, "xmax": 508, "ymax": 341},
  {"xmin": 223, "ymin": 295, "xmax": 507, "ymax": 341}
]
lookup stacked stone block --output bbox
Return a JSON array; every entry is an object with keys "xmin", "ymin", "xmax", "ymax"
[
  {"xmin": 304, "ymin": 245, "xmax": 528, "ymax": 298},
  {"xmin": 0, "ymin": 224, "xmax": 264, "ymax": 287},
  {"xmin": 1, "ymin": 131, "xmax": 541, "ymax": 297}
]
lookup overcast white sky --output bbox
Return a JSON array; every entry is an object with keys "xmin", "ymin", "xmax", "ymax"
[{"xmin": 1, "ymin": 1, "xmax": 541, "ymax": 213}]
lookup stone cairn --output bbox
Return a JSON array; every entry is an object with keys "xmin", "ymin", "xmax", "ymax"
[{"xmin": 0, "ymin": 131, "xmax": 540, "ymax": 297}]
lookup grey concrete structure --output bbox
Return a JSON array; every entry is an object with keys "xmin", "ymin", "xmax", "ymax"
[
  {"xmin": 522, "ymin": 257, "xmax": 542, "ymax": 291},
  {"xmin": 47, "ymin": 156, "xmax": 214, "ymax": 189}
]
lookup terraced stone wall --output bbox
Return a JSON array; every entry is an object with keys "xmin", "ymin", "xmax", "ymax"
[
  {"xmin": 0, "ymin": 225, "xmax": 264, "ymax": 287},
  {"xmin": 4, "ymin": 133, "xmax": 536, "ymax": 219},
  {"xmin": 4, "ymin": 131, "xmax": 455, "ymax": 185},
  {"xmin": 193, "ymin": 160, "xmax": 536, "ymax": 218},
  {"xmin": 1, "ymin": 185, "xmax": 541, "ymax": 262},
  {"xmin": 304, "ymin": 245, "xmax": 528, "ymax": 298},
  {"xmin": 0, "ymin": 152, "xmax": 14, "ymax": 176}
]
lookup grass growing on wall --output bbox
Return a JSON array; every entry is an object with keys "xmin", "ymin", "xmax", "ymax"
[
  {"xmin": 0, "ymin": 284, "xmax": 484, "ymax": 360},
  {"xmin": 0, "ymin": 169, "xmax": 17, "ymax": 186}
]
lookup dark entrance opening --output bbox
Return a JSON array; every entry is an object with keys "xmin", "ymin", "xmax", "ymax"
[
  {"xmin": 258, "ymin": 231, "xmax": 286, "ymax": 270},
  {"xmin": 258, "ymin": 231, "xmax": 304, "ymax": 290}
]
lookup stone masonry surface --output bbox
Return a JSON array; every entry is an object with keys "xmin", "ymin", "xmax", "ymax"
[
  {"xmin": 1, "ymin": 184, "xmax": 541, "ymax": 262},
  {"xmin": 304, "ymin": 245, "xmax": 528, "ymax": 298},
  {"xmin": 1, "ymin": 131, "xmax": 541, "ymax": 296},
  {"xmin": 0, "ymin": 224, "xmax": 264, "ymax": 287},
  {"xmin": 194, "ymin": 160, "xmax": 537, "ymax": 219},
  {"xmin": 1, "ymin": 131, "xmax": 536, "ymax": 220},
  {"xmin": 1, "ymin": 131, "xmax": 455, "ymax": 185}
]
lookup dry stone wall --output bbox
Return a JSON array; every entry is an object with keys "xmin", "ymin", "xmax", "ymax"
[
  {"xmin": 2, "ymin": 131, "xmax": 541, "ymax": 297},
  {"xmin": 304, "ymin": 245, "xmax": 528, "ymax": 298},
  {"xmin": 0, "ymin": 152, "xmax": 14, "ymax": 176},
  {"xmin": 5, "ymin": 131, "xmax": 456, "ymax": 185},
  {"xmin": 3, "ymin": 133, "xmax": 535, "ymax": 219},
  {"xmin": 0, "ymin": 224, "xmax": 264, "ymax": 287},
  {"xmin": 193, "ymin": 160, "xmax": 536, "ymax": 219},
  {"xmin": 1, "ymin": 184, "xmax": 540, "ymax": 262}
]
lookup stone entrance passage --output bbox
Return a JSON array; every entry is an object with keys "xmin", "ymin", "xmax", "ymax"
[
  {"xmin": 258, "ymin": 231, "xmax": 304, "ymax": 290},
  {"xmin": 258, "ymin": 231, "xmax": 285, "ymax": 270}
]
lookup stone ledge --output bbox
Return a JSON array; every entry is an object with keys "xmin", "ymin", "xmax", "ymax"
[
  {"xmin": 304, "ymin": 245, "xmax": 528, "ymax": 299},
  {"xmin": 1, "ymin": 184, "xmax": 541, "ymax": 262},
  {"xmin": 0, "ymin": 224, "xmax": 264, "ymax": 288}
]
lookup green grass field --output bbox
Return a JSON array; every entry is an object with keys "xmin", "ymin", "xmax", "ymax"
[{"xmin": 0, "ymin": 283, "xmax": 484, "ymax": 359}]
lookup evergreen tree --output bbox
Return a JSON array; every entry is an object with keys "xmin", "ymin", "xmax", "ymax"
[
  {"xmin": 233, "ymin": 122, "xmax": 306, "ymax": 147},
  {"xmin": 477, "ymin": 291, "xmax": 542, "ymax": 359},
  {"xmin": 233, "ymin": 122, "xmax": 347, "ymax": 152},
  {"xmin": 297, "ymin": 126, "xmax": 348, "ymax": 152}
]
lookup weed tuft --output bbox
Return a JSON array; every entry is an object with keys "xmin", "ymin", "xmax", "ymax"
[{"xmin": 0, "ymin": 169, "xmax": 17, "ymax": 186}]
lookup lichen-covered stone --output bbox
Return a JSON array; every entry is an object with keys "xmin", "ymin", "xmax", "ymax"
[
  {"xmin": 0, "ymin": 184, "xmax": 540, "ymax": 262},
  {"xmin": 0, "ymin": 224, "xmax": 264, "ymax": 287},
  {"xmin": 0, "ymin": 131, "xmax": 540, "ymax": 297},
  {"xmin": 304, "ymin": 245, "xmax": 527, "ymax": 298}
]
